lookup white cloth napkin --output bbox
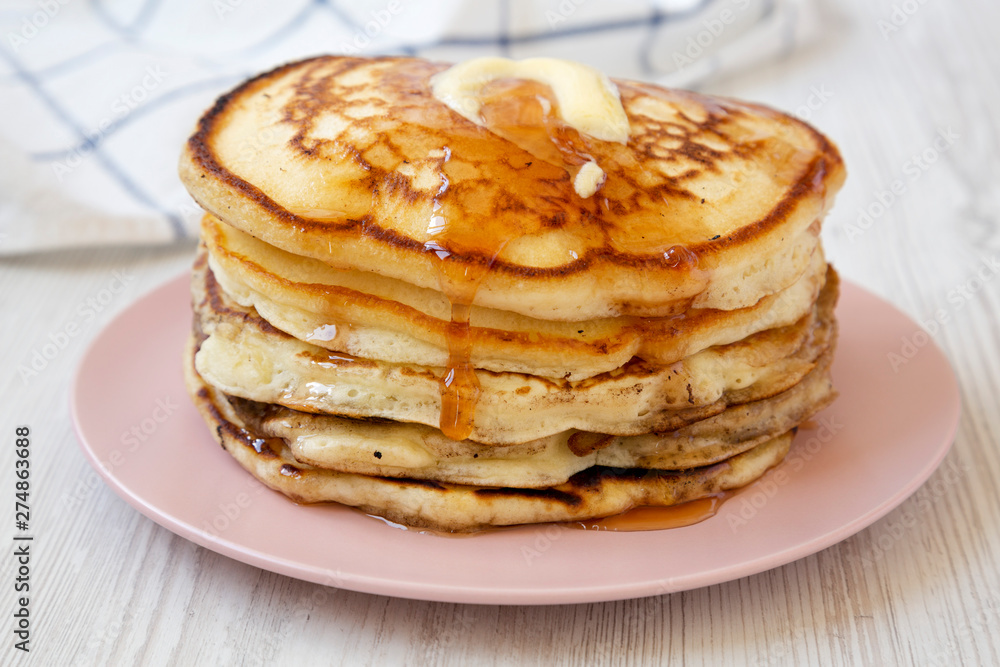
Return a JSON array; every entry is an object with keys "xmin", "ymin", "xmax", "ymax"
[{"xmin": 0, "ymin": 0, "xmax": 817, "ymax": 254}]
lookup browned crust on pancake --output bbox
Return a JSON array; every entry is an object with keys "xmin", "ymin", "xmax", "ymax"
[
  {"xmin": 201, "ymin": 214, "xmax": 831, "ymax": 374},
  {"xmin": 194, "ymin": 248, "xmax": 839, "ymax": 443},
  {"xmin": 192, "ymin": 241, "xmax": 293, "ymax": 340},
  {"xmin": 182, "ymin": 55, "xmax": 844, "ymax": 280}
]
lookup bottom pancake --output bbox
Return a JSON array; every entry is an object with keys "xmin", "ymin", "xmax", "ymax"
[{"xmin": 185, "ymin": 335, "xmax": 794, "ymax": 532}]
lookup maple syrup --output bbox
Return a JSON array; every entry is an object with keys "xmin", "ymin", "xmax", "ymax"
[
  {"xmin": 426, "ymin": 77, "xmax": 619, "ymax": 441},
  {"xmin": 569, "ymin": 493, "xmax": 731, "ymax": 532},
  {"xmin": 360, "ymin": 492, "xmax": 732, "ymax": 535},
  {"xmin": 439, "ymin": 302, "xmax": 482, "ymax": 440},
  {"xmin": 478, "ymin": 78, "xmax": 601, "ymax": 193},
  {"xmin": 424, "ymin": 146, "xmax": 502, "ymax": 441}
]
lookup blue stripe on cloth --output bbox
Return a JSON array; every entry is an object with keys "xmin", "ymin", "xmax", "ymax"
[
  {"xmin": 0, "ymin": 41, "xmax": 124, "ymax": 85},
  {"xmin": 28, "ymin": 74, "xmax": 247, "ymax": 161},
  {"xmin": 232, "ymin": 0, "xmax": 326, "ymax": 58},
  {"xmin": 0, "ymin": 46, "xmax": 186, "ymax": 240}
]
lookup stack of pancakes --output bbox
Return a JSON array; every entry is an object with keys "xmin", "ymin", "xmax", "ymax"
[{"xmin": 179, "ymin": 56, "xmax": 845, "ymax": 532}]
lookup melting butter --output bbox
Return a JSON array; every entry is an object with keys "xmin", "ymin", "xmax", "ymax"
[
  {"xmin": 574, "ymin": 160, "xmax": 606, "ymax": 198},
  {"xmin": 430, "ymin": 57, "xmax": 630, "ymax": 198}
]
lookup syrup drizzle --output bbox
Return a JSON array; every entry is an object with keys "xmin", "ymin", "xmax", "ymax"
[
  {"xmin": 425, "ymin": 146, "xmax": 504, "ymax": 441},
  {"xmin": 426, "ymin": 80, "xmax": 614, "ymax": 441},
  {"xmin": 439, "ymin": 301, "xmax": 483, "ymax": 440}
]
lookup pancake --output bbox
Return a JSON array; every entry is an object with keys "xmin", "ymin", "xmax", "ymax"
[
  {"xmin": 193, "ymin": 244, "xmax": 839, "ymax": 445},
  {"xmin": 202, "ymin": 213, "xmax": 829, "ymax": 380},
  {"xmin": 185, "ymin": 337, "xmax": 795, "ymax": 532},
  {"xmin": 179, "ymin": 56, "xmax": 844, "ymax": 321}
]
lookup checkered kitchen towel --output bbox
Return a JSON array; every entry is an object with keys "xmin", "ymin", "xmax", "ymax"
[{"xmin": 0, "ymin": 0, "xmax": 818, "ymax": 254}]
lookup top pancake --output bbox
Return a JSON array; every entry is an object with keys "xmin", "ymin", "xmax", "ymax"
[{"xmin": 179, "ymin": 55, "xmax": 844, "ymax": 321}]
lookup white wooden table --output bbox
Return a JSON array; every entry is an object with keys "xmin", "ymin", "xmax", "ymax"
[{"xmin": 3, "ymin": 0, "xmax": 999, "ymax": 664}]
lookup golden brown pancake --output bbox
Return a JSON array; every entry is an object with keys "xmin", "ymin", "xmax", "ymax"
[
  {"xmin": 179, "ymin": 56, "xmax": 844, "ymax": 321},
  {"xmin": 192, "ymin": 244, "xmax": 839, "ymax": 445},
  {"xmin": 202, "ymin": 213, "xmax": 829, "ymax": 380}
]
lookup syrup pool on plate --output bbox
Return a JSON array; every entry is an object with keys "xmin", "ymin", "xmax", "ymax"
[{"xmin": 570, "ymin": 493, "xmax": 730, "ymax": 532}]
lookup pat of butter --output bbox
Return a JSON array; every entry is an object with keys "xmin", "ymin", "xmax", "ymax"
[
  {"xmin": 430, "ymin": 57, "xmax": 630, "ymax": 144},
  {"xmin": 431, "ymin": 58, "xmax": 628, "ymax": 197}
]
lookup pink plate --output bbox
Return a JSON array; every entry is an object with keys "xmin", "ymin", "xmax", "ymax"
[{"xmin": 71, "ymin": 273, "xmax": 960, "ymax": 605}]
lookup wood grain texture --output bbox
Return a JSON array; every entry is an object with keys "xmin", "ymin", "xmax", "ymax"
[{"xmin": 2, "ymin": 0, "xmax": 999, "ymax": 665}]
